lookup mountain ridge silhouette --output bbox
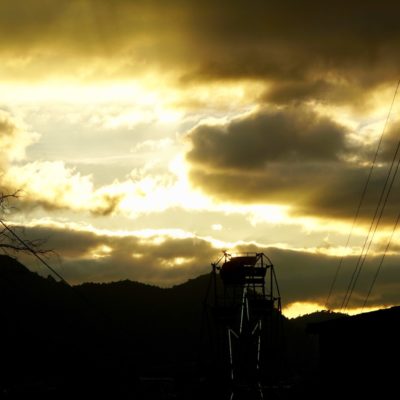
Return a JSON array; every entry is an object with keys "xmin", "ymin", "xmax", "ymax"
[{"xmin": 0, "ymin": 254, "xmax": 347, "ymax": 397}]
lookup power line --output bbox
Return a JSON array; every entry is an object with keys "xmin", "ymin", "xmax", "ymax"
[
  {"xmin": 0, "ymin": 218, "xmax": 104, "ymax": 314},
  {"xmin": 0, "ymin": 217, "xmax": 137, "ymax": 382},
  {"xmin": 325, "ymin": 79, "xmax": 400, "ymax": 310},
  {"xmin": 343, "ymin": 151, "xmax": 400, "ymax": 311},
  {"xmin": 325, "ymin": 195, "xmax": 368, "ymax": 309},
  {"xmin": 341, "ymin": 80, "xmax": 400, "ymax": 311},
  {"xmin": 0, "ymin": 218, "xmax": 121, "ymax": 323},
  {"xmin": 0, "ymin": 215, "xmax": 140, "ymax": 368},
  {"xmin": 0, "ymin": 219, "xmax": 69, "ymax": 285},
  {"xmin": 362, "ymin": 208, "xmax": 400, "ymax": 310}
]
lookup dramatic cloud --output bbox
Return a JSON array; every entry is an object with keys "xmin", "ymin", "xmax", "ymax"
[
  {"xmin": 15, "ymin": 224, "xmax": 218, "ymax": 286},
  {"xmin": 180, "ymin": 1, "xmax": 400, "ymax": 108},
  {"xmin": 0, "ymin": 115, "xmax": 196, "ymax": 217},
  {"xmin": 1, "ymin": 1, "xmax": 400, "ymax": 107},
  {"xmin": 9, "ymin": 223, "xmax": 400, "ymax": 311},
  {"xmin": 187, "ymin": 107, "xmax": 400, "ymax": 223},
  {"xmin": 0, "ymin": 109, "xmax": 39, "ymax": 167},
  {"xmin": 187, "ymin": 107, "xmax": 348, "ymax": 169},
  {"xmin": 1, "ymin": 160, "xmax": 124, "ymax": 216},
  {"xmin": 2, "ymin": 1, "xmax": 400, "ymax": 315}
]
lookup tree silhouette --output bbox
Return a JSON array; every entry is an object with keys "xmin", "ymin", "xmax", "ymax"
[{"xmin": 0, "ymin": 191, "xmax": 48, "ymax": 256}]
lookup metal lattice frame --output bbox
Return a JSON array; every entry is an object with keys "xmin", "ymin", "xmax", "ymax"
[{"xmin": 204, "ymin": 252, "xmax": 282, "ymax": 399}]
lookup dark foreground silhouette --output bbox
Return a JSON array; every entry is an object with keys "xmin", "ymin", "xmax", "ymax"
[{"xmin": 1, "ymin": 254, "xmax": 397, "ymax": 399}]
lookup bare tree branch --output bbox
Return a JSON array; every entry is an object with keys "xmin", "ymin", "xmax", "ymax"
[
  {"xmin": 0, "ymin": 190, "xmax": 53, "ymax": 257},
  {"xmin": 0, "ymin": 243, "xmax": 29, "ymax": 251}
]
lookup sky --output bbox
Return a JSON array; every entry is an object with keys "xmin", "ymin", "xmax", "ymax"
[{"xmin": 2, "ymin": 0, "xmax": 400, "ymax": 317}]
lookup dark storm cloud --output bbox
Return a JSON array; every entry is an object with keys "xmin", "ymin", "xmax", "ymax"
[
  {"xmin": 1, "ymin": 0, "xmax": 400, "ymax": 105},
  {"xmin": 187, "ymin": 107, "xmax": 400, "ymax": 222},
  {"xmin": 16, "ymin": 224, "xmax": 217, "ymax": 286},
  {"xmin": 261, "ymin": 81, "xmax": 370, "ymax": 107},
  {"xmin": 233, "ymin": 243, "xmax": 400, "ymax": 310},
  {"xmin": 187, "ymin": 107, "xmax": 348, "ymax": 170},
  {"xmin": 182, "ymin": 1, "xmax": 400, "ymax": 105},
  {"xmin": 12, "ymin": 224, "xmax": 400, "ymax": 310}
]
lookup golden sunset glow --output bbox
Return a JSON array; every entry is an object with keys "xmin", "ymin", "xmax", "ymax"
[{"xmin": 2, "ymin": 0, "xmax": 400, "ymax": 316}]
